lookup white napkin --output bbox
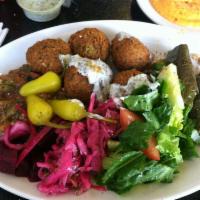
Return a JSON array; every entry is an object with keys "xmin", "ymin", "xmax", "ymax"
[{"xmin": 0, "ymin": 22, "xmax": 9, "ymax": 46}]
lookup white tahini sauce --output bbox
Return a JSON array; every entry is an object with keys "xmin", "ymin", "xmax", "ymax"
[
  {"xmin": 59, "ymin": 54, "xmax": 113, "ymax": 101},
  {"xmin": 116, "ymin": 32, "xmax": 132, "ymax": 41},
  {"xmin": 20, "ymin": 0, "xmax": 60, "ymax": 11},
  {"xmin": 110, "ymin": 74, "xmax": 159, "ymax": 98}
]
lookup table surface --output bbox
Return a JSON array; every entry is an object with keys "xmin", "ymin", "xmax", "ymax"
[{"xmin": 0, "ymin": 0, "xmax": 200, "ymax": 199}]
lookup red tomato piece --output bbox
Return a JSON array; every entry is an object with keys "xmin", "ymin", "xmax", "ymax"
[
  {"xmin": 143, "ymin": 136, "xmax": 160, "ymax": 161},
  {"xmin": 119, "ymin": 107, "xmax": 142, "ymax": 130},
  {"xmin": 119, "ymin": 107, "xmax": 160, "ymax": 160}
]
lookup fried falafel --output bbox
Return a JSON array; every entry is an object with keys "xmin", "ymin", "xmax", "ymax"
[
  {"xmin": 68, "ymin": 28, "xmax": 110, "ymax": 61},
  {"xmin": 111, "ymin": 33, "xmax": 150, "ymax": 70},
  {"xmin": 112, "ymin": 69, "xmax": 141, "ymax": 85},
  {"xmin": 61, "ymin": 54, "xmax": 113, "ymax": 103},
  {"xmin": 110, "ymin": 69, "xmax": 149, "ymax": 98},
  {"xmin": 64, "ymin": 67, "xmax": 93, "ymax": 103},
  {"xmin": 26, "ymin": 39, "xmax": 71, "ymax": 74}
]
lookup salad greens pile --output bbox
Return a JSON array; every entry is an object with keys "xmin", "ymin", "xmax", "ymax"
[{"xmin": 97, "ymin": 45, "xmax": 200, "ymax": 194}]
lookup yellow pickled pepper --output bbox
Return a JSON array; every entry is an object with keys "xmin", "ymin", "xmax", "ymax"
[
  {"xmin": 27, "ymin": 95, "xmax": 53, "ymax": 126},
  {"xmin": 49, "ymin": 99, "xmax": 87, "ymax": 121},
  {"xmin": 20, "ymin": 71, "xmax": 61, "ymax": 96}
]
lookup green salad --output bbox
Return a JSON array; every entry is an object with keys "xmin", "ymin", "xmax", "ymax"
[{"xmin": 96, "ymin": 44, "xmax": 200, "ymax": 194}]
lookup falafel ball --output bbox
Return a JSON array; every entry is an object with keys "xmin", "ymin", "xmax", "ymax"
[
  {"xmin": 112, "ymin": 69, "xmax": 141, "ymax": 85},
  {"xmin": 64, "ymin": 67, "xmax": 93, "ymax": 103},
  {"xmin": 111, "ymin": 33, "xmax": 150, "ymax": 70},
  {"xmin": 110, "ymin": 69, "xmax": 147, "ymax": 98},
  {"xmin": 26, "ymin": 39, "xmax": 71, "ymax": 74},
  {"xmin": 62, "ymin": 54, "xmax": 113, "ymax": 103},
  {"xmin": 68, "ymin": 28, "xmax": 110, "ymax": 61}
]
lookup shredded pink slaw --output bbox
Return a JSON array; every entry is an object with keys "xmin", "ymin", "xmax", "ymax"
[{"xmin": 37, "ymin": 95, "xmax": 119, "ymax": 194}]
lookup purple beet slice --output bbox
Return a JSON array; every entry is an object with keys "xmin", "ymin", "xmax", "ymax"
[{"xmin": 0, "ymin": 141, "xmax": 18, "ymax": 174}]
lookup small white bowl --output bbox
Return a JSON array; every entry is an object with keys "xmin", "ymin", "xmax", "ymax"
[{"xmin": 17, "ymin": 0, "xmax": 65, "ymax": 22}]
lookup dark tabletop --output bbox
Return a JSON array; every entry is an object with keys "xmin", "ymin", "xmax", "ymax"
[{"xmin": 0, "ymin": 0, "xmax": 199, "ymax": 199}]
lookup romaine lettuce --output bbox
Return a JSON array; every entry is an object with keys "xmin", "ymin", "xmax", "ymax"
[
  {"xmin": 101, "ymin": 151, "xmax": 174, "ymax": 194},
  {"xmin": 158, "ymin": 63, "xmax": 184, "ymax": 130},
  {"xmin": 123, "ymin": 90, "xmax": 159, "ymax": 112}
]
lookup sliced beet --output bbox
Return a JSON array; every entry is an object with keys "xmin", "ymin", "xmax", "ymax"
[
  {"xmin": 15, "ymin": 130, "xmax": 56, "ymax": 181},
  {"xmin": 28, "ymin": 163, "xmax": 40, "ymax": 182},
  {"xmin": 0, "ymin": 141, "xmax": 17, "ymax": 174},
  {"xmin": 16, "ymin": 126, "xmax": 52, "ymax": 167},
  {"xmin": 15, "ymin": 160, "xmax": 29, "ymax": 177}
]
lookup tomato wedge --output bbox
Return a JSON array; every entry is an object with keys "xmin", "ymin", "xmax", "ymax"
[
  {"xmin": 143, "ymin": 136, "xmax": 160, "ymax": 161},
  {"xmin": 119, "ymin": 107, "xmax": 160, "ymax": 161},
  {"xmin": 119, "ymin": 107, "xmax": 142, "ymax": 130}
]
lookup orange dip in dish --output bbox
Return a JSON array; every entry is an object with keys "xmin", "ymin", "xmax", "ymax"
[{"xmin": 150, "ymin": 0, "xmax": 200, "ymax": 27}]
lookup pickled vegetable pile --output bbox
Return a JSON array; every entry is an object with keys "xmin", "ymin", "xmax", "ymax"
[{"xmin": 0, "ymin": 28, "xmax": 200, "ymax": 197}]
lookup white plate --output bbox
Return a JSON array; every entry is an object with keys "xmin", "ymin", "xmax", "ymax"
[
  {"xmin": 136, "ymin": 0, "xmax": 200, "ymax": 31},
  {"xmin": 0, "ymin": 20, "xmax": 200, "ymax": 200}
]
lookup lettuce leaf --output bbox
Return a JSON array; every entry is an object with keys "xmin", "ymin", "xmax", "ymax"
[
  {"xmin": 153, "ymin": 100, "xmax": 172, "ymax": 128},
  {"xmin": 101, "ymin": 151, "xmax": 142, "ymax": 184},
  {"xmin": 124, "ymin": 90, "xmax": 159, "ymax": 112},
  {"xmin": 143, "ymin": 111, "xmax": 160, "ymax": 129},
  {"xmin": 119, "ymin": 121, "xmax": 155, "ymax": 150},
  {"xmin": 157, "ymin": 127, "xmax": 183, "ymax": 164},
  {"xmin": 143, "ymin": 101, "xmax": 172, "ymax": 130},
  {"xmin": 155, "ymin": 64, "xmax": 186, "ymax": 164},
  {"xmin": 179, "ymin": 118, "xmax": 198, "ymax": 159},
  {"xmin": 158, "ymin": 64, "xmax": 184, "ymax": 130},
  {"xmin": 100, "ymin": 151, "xmax": 174, "ymax": 194}
]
